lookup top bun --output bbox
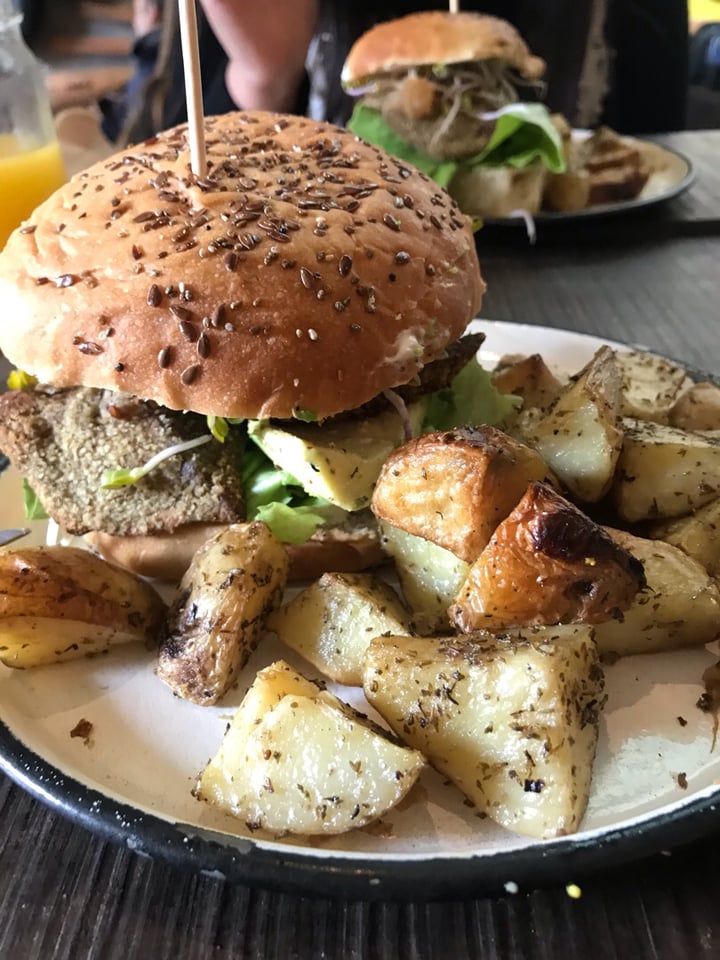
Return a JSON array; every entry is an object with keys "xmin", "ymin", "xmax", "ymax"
[
  {"xmin": 0, "ymin": 111, "xmax": 485, "ymax": 420},
  {"xmin": 342, "ymin": 11, "xmax": 546, "ymax": 86}
]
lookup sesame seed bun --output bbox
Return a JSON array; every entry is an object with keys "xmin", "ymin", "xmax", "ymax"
[
  {"xmin": 342, "ymin": 12, "xmax": 546, "ymax": 87},
  {"xmin": 0, "ymin": 111, "xmax": 485, "ymax": 421}
]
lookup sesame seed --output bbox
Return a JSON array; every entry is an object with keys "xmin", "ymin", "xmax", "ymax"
[
  {"xmin": 430, "ymin": 214, "xmax": 442, "ymax": 229},
  {"xmin": 299, "ymin": 266, "xmax": 315, "ymax": 289},
  {"xmin": 115, "ymin": 362, "xmax": 125, "ymax": 372},
  {"xmin": 426, "ymin": 263, "xmax": 436, "ymax": 276},
  {"xmin": 197, "ymin": 333, "xmax": 211, "ymax": 358},
  {"xmin": 394, "ymin": 251, "xmax": 411, "ymax": 265},
  {"xmin": 55, "ymin": 274, "xmax": 78, "ymax": 288},
  {"xmin": 75, "ymin": 340, "xmax": 103, "ymax": 355},
  {"xmin": 338, "ymin": 254, "xmax": 352, "ymax": 277},
  {"xmin": 132, "ymin": 244, "xmax": 143, "ymax": 260},
  {"xmin": 180, "ymin": 364, "xmax": 200, "ymax": 385},
  {"xmin": 20, "ymin": 224, "xmax": 37, "ymax": 234},
  {"xmin": 146, "ymin": 283, "xmax": 162, "ymax": 307},
  {"xmin": 383, "ymin": 213, "xmax": 402, "ymax": 231},
  {"xmin": 157, "ymin": 346, "xmax": 172, "ymax": 369},
  {"xmin": 308, "ymin": 328, "xmax": 319, "ymax": 340},
  {"xmin": 224, "ymin": 251, "xmax": 238, "ymax": 271},
  {"xmin": 179, "ymin": 320, "xmax": 197, "ymax": 342},
  {"xmin": 169, "ymin": 303, "xmax": 192, "ymax": 322},
  {"xmin": 295, "ymin": 328, "xmax": 303, "ymax": 338}
]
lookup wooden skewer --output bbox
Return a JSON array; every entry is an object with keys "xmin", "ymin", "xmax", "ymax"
[
  {"xmin": 178, "ymin": 0, "xmax": 207, "ymax": 177},
  {"xmin": 449, "ymin": 0, "xmax": 460, "ymax": 12}
]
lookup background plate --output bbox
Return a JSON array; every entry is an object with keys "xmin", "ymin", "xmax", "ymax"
[
  {"xmin": 0, "ymin": 320, "xmax": 718, "ymax": 901},
  {"xmin": 487, "ymin": 134, "xmax": 695, "ymax": 225}
]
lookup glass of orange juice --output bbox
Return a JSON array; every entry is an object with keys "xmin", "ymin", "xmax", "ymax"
[
  {"xmin": 0, "ymin": 135, "xmax": 67, "ymax": 248},
  {"xmin": 0, "ymin": 0, "xmax": 68, "ymax": 250}
]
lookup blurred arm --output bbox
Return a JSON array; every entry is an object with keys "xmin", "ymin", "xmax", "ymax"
[{"xmin": 199, "ymin": 0, "xmax": 319, "ymax": 112}]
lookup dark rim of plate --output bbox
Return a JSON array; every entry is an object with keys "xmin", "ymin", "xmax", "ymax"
[
  {"xmin": 0, "ymin": 328, "xmax": 717, "ymax": 901},
  {"xmin": 0, "ymin": 717, "xmax": 720, "ymax": 901}
]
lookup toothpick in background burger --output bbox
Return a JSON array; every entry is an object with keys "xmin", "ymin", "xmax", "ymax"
[
  {"xmin": 343, "ymin": 11, "xmax": 566, "ymax": 219},
  {"xmin": 0, "ymin": 111, "xmax": 516, "ymax": 582}
]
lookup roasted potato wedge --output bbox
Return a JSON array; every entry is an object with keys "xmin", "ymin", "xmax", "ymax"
[
  {"xmin": 371, "ymin": 425, "xmax": 554, "ymax": 562},
  {"xmin": 157, "ymin": 522, "xmax": 288, "ymax": 705},
  {"xmin": 449, "ymin": 482, "xmax": 645, "ymax": 632},
  {"xmin": 612, "ymin": 418, "xmax": 720, "ymax": 522},
  {"xmin": 491, "ymin": 354, "xmax": 565, "ymax": 412},
  {"xmin": 268, "ymin": 572, "xmax": 410, "ymax": 686},
  {"xmin": 363, "ymin": 626, "xmax": 604, "ymax": 839},
  {"xmin": 525, "ymin": 346, "xmax": 623, "ymax": 502},
  {"xmin": 0, "ymin": 546, "xmax": 166, "ymax": 668},
  {"xmin": 593, "ymin": 528, "xmax": 720, "ymax": 656},
  {"xmin": 379, "ymin": 520, "xmax": 470, "ymax": 634},
  {"xmin": 615, "ymin": 350, "xmax": 690, "ymax": 423},
  {"xmin": 542, "ymin": 170, "xmax": 591, "ymax": 213},
  {"xmin": 647, "ymin": 498, "xmax": 720, "ymax": 579},
  {"xmin": 197, "ymin": 660, "xmax": 424, "ymax": 835},
  {"xmin": 670, "ymin": 382, "xmax": 720, "ymax": 431}
]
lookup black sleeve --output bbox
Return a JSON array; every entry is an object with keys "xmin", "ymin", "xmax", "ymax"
[{"xmin": 602, "ymin": 0, "xmax": 689, "ymax": 134}]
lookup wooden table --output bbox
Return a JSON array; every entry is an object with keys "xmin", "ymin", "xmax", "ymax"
[{"xmin": 1, "ymin": 131, "xmax": 719, "ymax": 959}]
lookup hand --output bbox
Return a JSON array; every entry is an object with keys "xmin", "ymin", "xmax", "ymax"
[{"xmin": 199, "ymin": 0, "xmax": 319, "ymax": 112}]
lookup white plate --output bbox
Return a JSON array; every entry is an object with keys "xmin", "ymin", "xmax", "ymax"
[{"xmin": 0, "ymin": 320, "xmax": 718, "ymax": 899}]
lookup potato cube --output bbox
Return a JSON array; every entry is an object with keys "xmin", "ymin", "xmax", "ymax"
[
  {"xmin": 449, "ymin": 482, "xmax": 645, "ymax": 631},
  {"xmin": 647, "ymin": 498, "xmax": 720, "ymax": 579},
  {"xmin": 268, "ymin": 572, "xmax": 410, "ymax": 686},
  {"xmin": 525, "ymin": 346, "xmax": 623, "ymax": 503},
  {"xmin": 0, "ymin": 546, "xmax": 166, "ymax": 668},
  {"xmin": 363, "ymin": 626, "xmax": 604, "ymax": 839},
  {"xmin": 379, "ymin": 520, "xmax": 470, "ymax": 634},
  {"xmin": 157, "ymin": 522, "xmax": 288, "ymax": 705},
  {"xmin": 371, "ymin": 425, "xmax": 553, "ymax": 562},
  {"xmin": 670, "ymin": 381, "xmax": 720, "ymax": 432},
  {"xmin": 615, "ymin": 350, "xmax": 691, "ymax": 423},
  {"xmin": 197, "ymin": 660, "xmax": 424, "ymax": 835},
  {"xmin": 491, "ymin": 353, "xmax": 564, "ymax": 411},
  {"xmin": 612, "ymin": 418, "xmax": 720, "ymax": 522},
  {"xmin": 593, "ymin": 528, "xmax": 720, "ymax": 656}
]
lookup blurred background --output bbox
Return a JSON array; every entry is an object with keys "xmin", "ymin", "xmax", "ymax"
[{"xmin": 15, "ymin": 0, "xmax": 720, "ymax": 131}]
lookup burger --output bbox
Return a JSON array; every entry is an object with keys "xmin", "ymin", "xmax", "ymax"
[
  {"xmin": 0, "ymin": 110, "xmax": 510, "ymax": 582},
  {"xmin": 343, "ymin": 11, "xmax": 565, "ymax": 219}
]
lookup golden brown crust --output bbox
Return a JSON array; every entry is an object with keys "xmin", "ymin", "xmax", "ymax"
[
  {"xmin": 86, "ymin": 522, "xmax": 384, "ymax": 584},
  {"xmin": 342, "ymin": 12, "xmax": 545, "ymax": 84},
  {"xmin": 371, "ymin": 426, "xmax": 555, "ymax": 562},
  {"xmin": 449, "ymin": 482, "xmax": 646, "ymax": 631},
  {"xmin": 0, "ymin": 111, "xmax": 484, "ymax": 420}
]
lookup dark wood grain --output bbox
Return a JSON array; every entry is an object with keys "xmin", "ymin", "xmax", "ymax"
[{"xmin": 0, "ymin": 137, "xmax": 719, "ymax": 960}]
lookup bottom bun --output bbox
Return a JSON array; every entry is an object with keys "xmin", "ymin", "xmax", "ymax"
[
  {"xmin": 86, "ymin": 520, "xmax": 384, "ymax": 584},
  {"xmin": 451, "ymin": 163, "xmax": 546, "ymax": 218}
]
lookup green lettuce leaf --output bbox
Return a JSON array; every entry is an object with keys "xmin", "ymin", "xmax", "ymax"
[
  {"xmin": 347, "ymin": 101, "xmax": 565, "ymax": 185},
  {"xmin": 254, "ymin": 502, "xmax": 328, "ymax": 545},
  {"xmin": 22, "ymin": 479, "xmax": 48, "ymax": 520},
  {"xmin": 423, "ymin": 361, "xmax": 521, "ymax": 432},
  {"xmin": 473, "ymin": 103, "xmax": 565, "ymax": 172},
  {"xmin": 242, "ymin": 444, "xmax": 329, "ymax": 543}
]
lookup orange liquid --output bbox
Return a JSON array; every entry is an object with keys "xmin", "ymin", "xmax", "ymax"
[{"xmin": 0, "ymin": 136, "xmax": 67, "ymax": 249}]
